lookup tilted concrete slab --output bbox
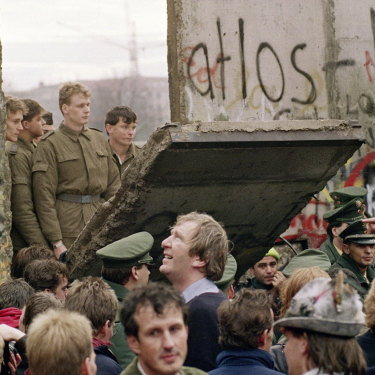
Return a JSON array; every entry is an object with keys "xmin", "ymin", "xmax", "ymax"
[{"xmin": 68, "ymin": 120, "xmax": 364, "ymax": 279}]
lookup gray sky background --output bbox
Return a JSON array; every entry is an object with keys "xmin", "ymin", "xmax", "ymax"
[{"xmin": 0, "ymin": 0, "xmax": 168, "ymax": 91}]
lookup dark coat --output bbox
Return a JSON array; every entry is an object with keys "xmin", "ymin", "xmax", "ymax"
[
  {"xmin": 209, "ymin": 348, "xmax": 284, "ymax": 375},
  {"xmin": 358, "ymin": 330, "xmax": 375, "ymax": 367},
  {"xmin": 320, "ymin": 238, "xmax": 340, "ymax": 265},
  {"xmin": 95, "ymin": 345, "xmax": 122, "ymax": 375},
  {"xmin": 185, "ymin": 292, "xmax": 227, "ymax": 372}
]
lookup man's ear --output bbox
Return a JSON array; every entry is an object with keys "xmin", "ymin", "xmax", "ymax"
[
  {"xmin": 61, "ymin": 104, "xmax": 68, "ymax": 115},
  {"xmin": 105, "ymin": 124, "xmax": 112, "ymax": 135},
  {"xmin": 228, "ymin": 284, "xmax": 235, "ymax": 299},
  {"xmin": 300, "ymin": 334, "xmax": 309, "ymax": 355},
  {"xmin": 127, "ymin": 335, "xmax": 141, "ymax": 355},
  {"xmin": 192, "ymin": 256, "xmax": 207, "ymax": 269},
  {"xmin": 131, "ymin": 266, "xmax": 139, "ymax": 281},
  {"xmin": 342, "ymin": 243, "xmax": 350, "ymax": 255},
  {"xmin": 258, "ymin": 330, "xmax": 267, "ymax": 346},
  {"xmin": 21, "ymin": 120, "xmax": 29, "ymax": 130}
]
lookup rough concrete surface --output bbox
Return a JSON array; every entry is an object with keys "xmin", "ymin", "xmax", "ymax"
[
  {"xmin": 68, "ymin": 120, "xmax": 364, "ymax": 279},
  {"xmin": 0, "ymin": 41, "xmax": 13, "ymax": 280}
]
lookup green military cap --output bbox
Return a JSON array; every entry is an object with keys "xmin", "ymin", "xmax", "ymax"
[
  {"xmin": 323, "ymin": 197, "xmax": 365, "ymax": 224},
  {"xmin": 339, "ymin": 220, "xmax": 375, "ymax": 245},
  {"xmin": 215, "ymin": 254, "xmax": 237, "ymax": 290},
  {"xmin": 330, "ymin": 187, "xmax": 367, "ymax": 209},
  {"xmin": 96, "ymin": 232, "xmax": 154, "ymax": 269},
  {"xmin": 282, "ymin": 249, "xmax": 331, "ymax": 277}
]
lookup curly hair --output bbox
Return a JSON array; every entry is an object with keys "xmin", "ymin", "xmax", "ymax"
[{"xmin": 218, "ymin": 288, "xmax": 272, "ymax": 349}]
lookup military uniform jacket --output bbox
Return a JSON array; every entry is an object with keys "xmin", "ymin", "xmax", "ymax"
[
  {"xmin": 320, "ymin": 238, "xmax": 340, "ymax": 265},
  {"xmin": 121, "ymin": 358, "xmax": 207, "ymax": 375},
  {"xmin": 111, "ymin": 142, "xmax": 142, "ymax": 176},
  {"xmin": 103, "ymin": 279, "xmax": 135, "ymax": 369},
  {"xmin": 331, "ymin": 253, "xmax": 375, "ymax": 292},
  {"xmin": 32, "ymin": 123, "xmax": 120, "ymax": 244},
  {"xmin": 6, "ymin": 138, "xmax": 48, "ymax": 251}
]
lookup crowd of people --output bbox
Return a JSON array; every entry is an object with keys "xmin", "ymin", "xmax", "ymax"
[{"xmin": 2, "ymin": 81, "xmax": 375, "ymax": 375}]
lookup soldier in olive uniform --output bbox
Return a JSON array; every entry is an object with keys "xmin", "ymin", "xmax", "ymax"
[
  {"xmin": 6, "ymin": 99, "xmax": 49, "ymax": 252},
  {"xmin": 105, "ymin": 106, "xmax": 141, "ymax": 176},
  {"xmin": 96, "ymin": 232, "xmax": 154, "ymax": 369},
  {"xmin": 32, "ymin": 82, "xmax": 120, "ymax": 258},
  {"xmin": 331, "ymin": 220, "xmax": 375, "ymax": 293},
  {"xmin": 320, "ymin": 187, "xmax": 367, "ymax": 264}
]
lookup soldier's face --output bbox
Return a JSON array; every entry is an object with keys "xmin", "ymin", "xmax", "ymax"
[
  {"xmin": 106, "ymin": 118, "xmax": 137, "ymax": 148},
  {"xmin": 250, "ymin": 256, "xmax": 278, "ymax": 285},
  {"xmin": 343, "ymin": 242, "xmax": 375, "ymax": 271},
  {"xmin": 6, "ymin": 110, "xmax": 23, "ymax": 142},
  {"xmin": 136, "ymin": 264, "xmax": 151, "ymax": 286},
  {"xmin": 62, "ymin": 93, "xmax": 90, "ymax": 127},
  {"xmin": 24, "ymin": 113, "xmax": 44, "ymax": 137}
]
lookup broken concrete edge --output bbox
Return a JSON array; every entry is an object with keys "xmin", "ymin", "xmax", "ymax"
[
  {"xmin": 67, "ymin": 126, "xmax": 173, "ymax": 279},
  {"xmin": 180, "ymin": 119, "xmax": 360, "ymax": 133},
  {"xmin": 67, "ymin": 120, "xmax": 364, "ymax": 280}
]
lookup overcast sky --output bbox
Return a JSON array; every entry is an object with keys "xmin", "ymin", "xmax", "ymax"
[{"xmin": 0, "ymin": 0, "xmax": 168, "ymax": 91}]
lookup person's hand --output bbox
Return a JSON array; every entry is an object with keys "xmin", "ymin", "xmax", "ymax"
[
  {"xmin": 8, "ymin": 352, "xmax": 21, "ymax": 375},
  {"xmin": 52, "ymin": 241, "xmax": 67, "ymax": 259},
  {"xmin": 0, "ymin": 325, "xmax": 24, "ymax": 342},
  {"xmin": 362, "ymin": 218, "xmax": 375, "ymax": 234},
  {"xmin": 272, "ymin": 271, "xmax": 286, "ymax": 290}
]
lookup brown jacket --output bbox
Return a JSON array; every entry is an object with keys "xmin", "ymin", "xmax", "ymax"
[
  {"xmin": 6, "ymin": 138, "xmax": 48, "ymax": 252},
  {"xmin": 32, "ymin": 123, "xmax": 120, "ymax": 246}
]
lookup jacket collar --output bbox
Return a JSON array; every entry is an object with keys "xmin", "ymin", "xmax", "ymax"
[
  {"xmin": 59, "ymin": 122, "xmax": 91, "ymax": 141},
  {"xmin": 102, "ymin": 278, "xmax": 128, "ymax": 301},
  {"xmin": 216, "ymin": 348, "xmax": 275, "ymax": 369}
]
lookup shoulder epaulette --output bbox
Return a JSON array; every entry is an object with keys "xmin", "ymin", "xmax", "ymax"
[
  {"xmin": 5, "ymin": 141, "xmax": 18, "ymax": 155},
  {"xmin": 89, "ymin": 127, "xmax": 103, "ymax": 133},
  {"xmin": 41, "ymin": 130, "xmax": 55, "ymax": 140}
]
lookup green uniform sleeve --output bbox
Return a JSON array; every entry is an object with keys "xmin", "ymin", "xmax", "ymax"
[
  {"xmin": 9, "ymin": 150, "xmax": 49, "ymax": 247},
  {"xmin": 32, "ymin": 141, "xmax": 62, "ymax": 243}
]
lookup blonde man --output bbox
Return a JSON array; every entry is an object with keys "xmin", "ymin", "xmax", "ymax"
[
  {"xmin": 160, "ymin": 212, "xmax": 229, "ymax": 372},
  {"xmin": 32, "ymin": 82, "xmax": 120, "ymax": 258},
  {"xmin": 27, "ymin": 309, "xmax": 97, "ymax": 375}
]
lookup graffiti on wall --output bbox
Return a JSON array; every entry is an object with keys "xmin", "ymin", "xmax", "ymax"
[{"xmin": 182, "ymin": 7, "xmax": 375, "ymax": 130}]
